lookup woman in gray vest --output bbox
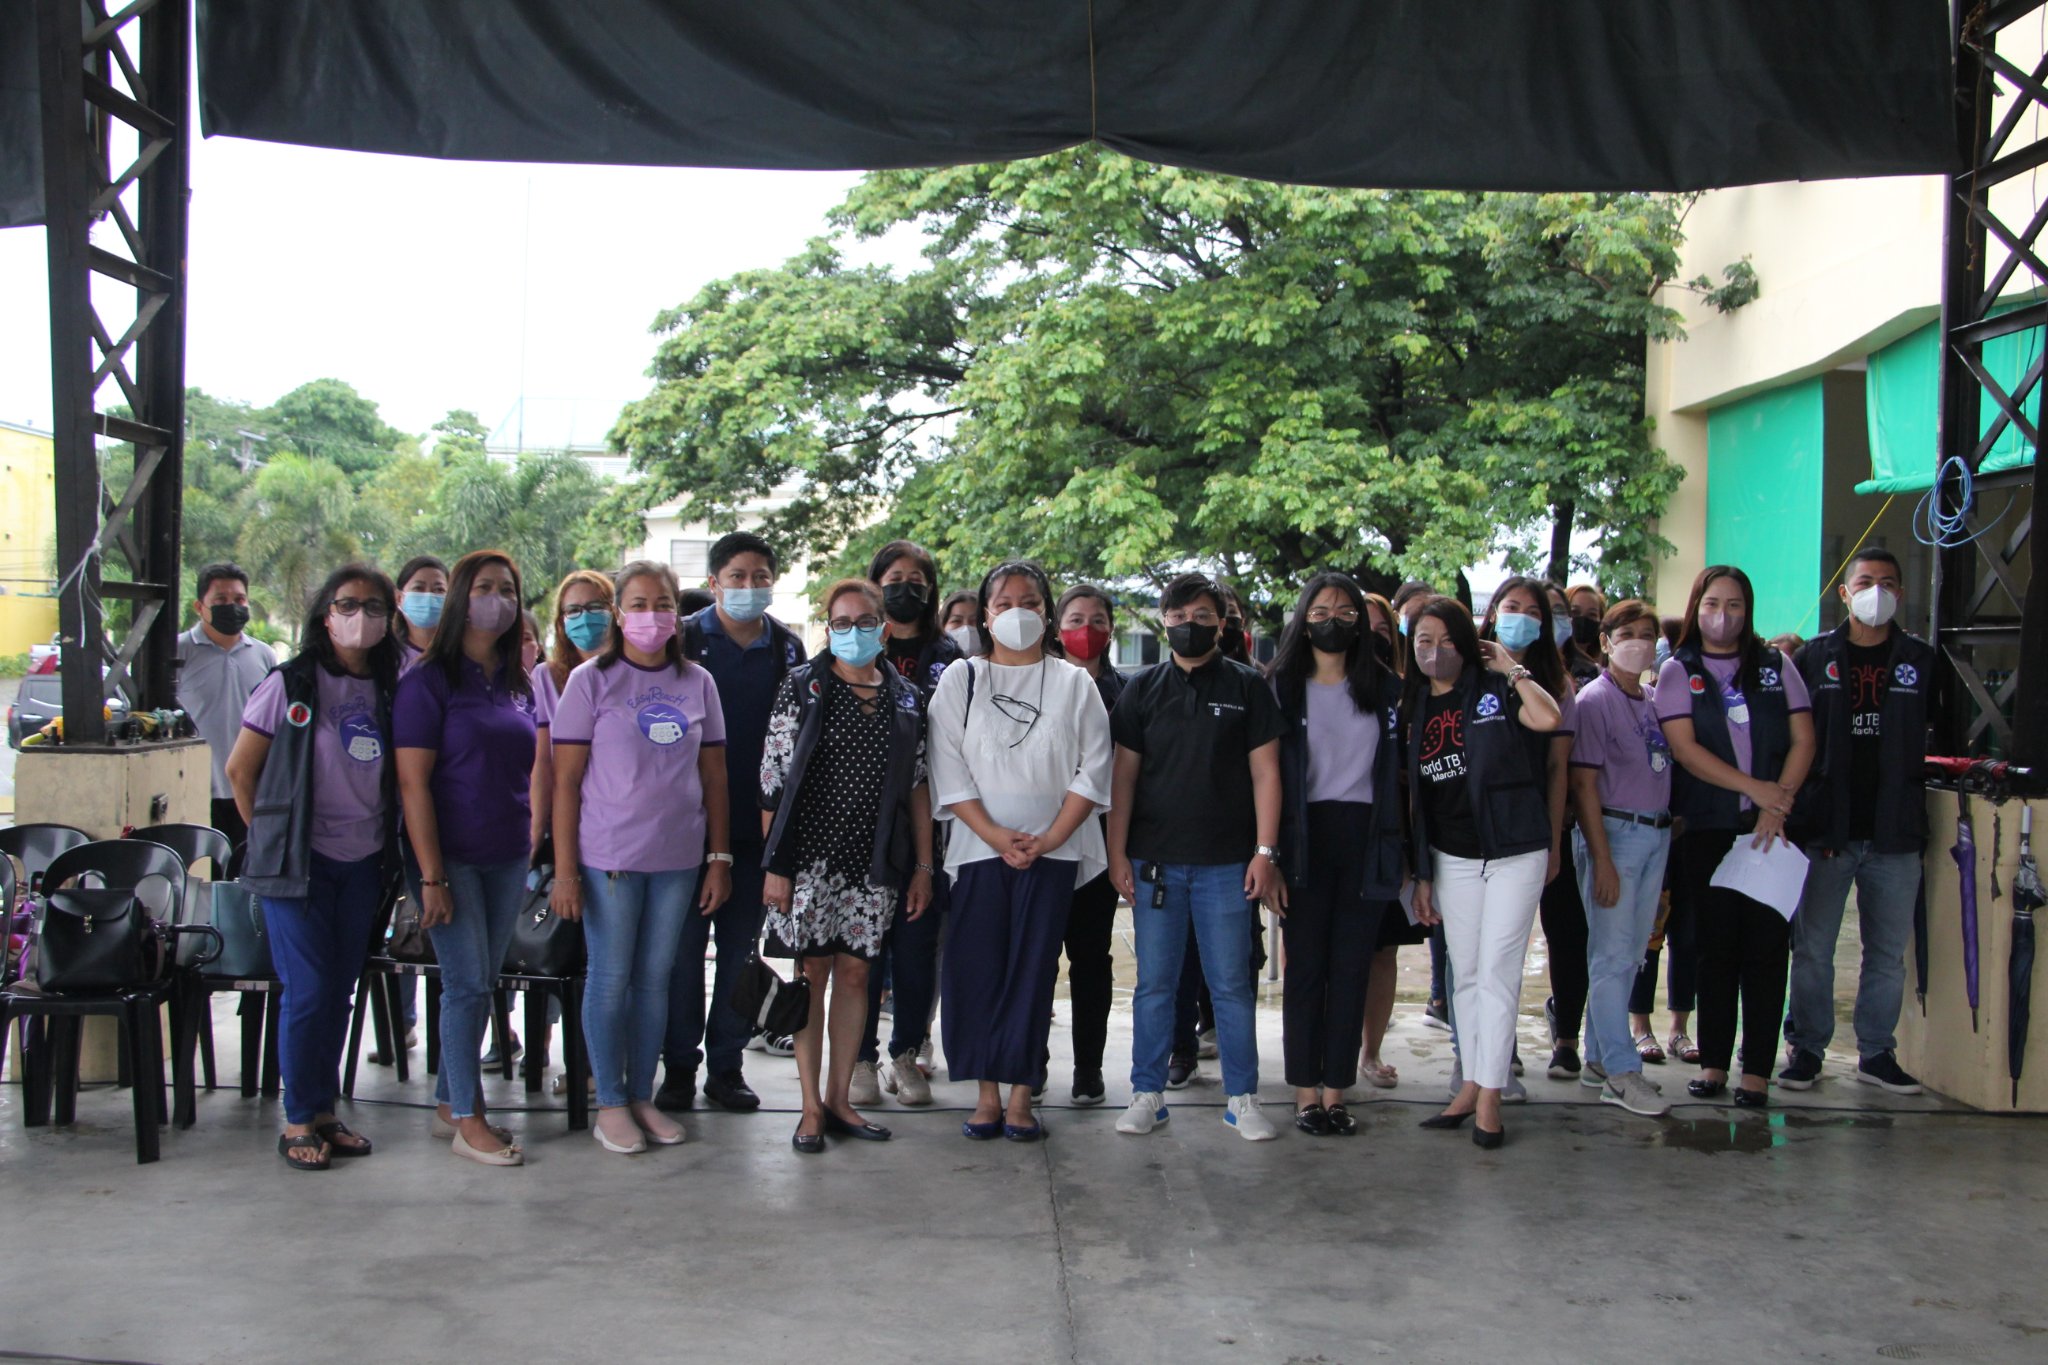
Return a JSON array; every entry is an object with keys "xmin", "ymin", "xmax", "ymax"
[
  {"xmin": 1655, "ymin": 565, "xmax": 1815, "ymax": 1108},
  {"xmin": 226, "ymin": 564, "xmax": 402, "ymax": 1170}
]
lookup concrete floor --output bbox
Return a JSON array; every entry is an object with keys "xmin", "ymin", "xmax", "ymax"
[{"xmin": 3, "ymin": 916, "xmax": 2046, "ymax": 1365}]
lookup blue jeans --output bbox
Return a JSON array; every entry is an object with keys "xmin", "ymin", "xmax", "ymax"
[
  {"xmin": 263, "ymin": 850, "xmax": 384, "ymax": 1125},
  {"xmin": 1130, "ymin": 862, "xmax": 1258, "ymax": 1096},
  {"xmin": 666, "ymin": 849, "xmax": 767, "ymax": 1079},
  {"xmin": 426, "ymin": 857, "xmax": 527, "ymax": 1119},
  {"xmin": 861, "ymin": 871, "xmax": 950, "ymax": 1064},
  {"xmin": 1787, "ymin": 842, "xmax": 1920, "ymax": 1058},
  {"xmin": 583, "ymin": 866, "xmax": 700, "ymax": 1108},
  {"xmin": 1573, "ymin": 817, "xmax": 1671, "ymax": 1077}
]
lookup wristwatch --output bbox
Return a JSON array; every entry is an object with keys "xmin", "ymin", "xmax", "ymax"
[
  {"xmin": 1506, "ymin": 665, "xmax": 1535, "ymax": 686},
  {"xmin": 1253, "ymin": 845, "xmax": 1281, "ymax": 863}
]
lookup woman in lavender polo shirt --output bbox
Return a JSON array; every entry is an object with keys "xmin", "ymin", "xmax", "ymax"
[
  {"xmin": 529, "ymin": 569, "xmax": 615, "ymax": 851},
  {"xmin": 550, "ymin": 561, "xmax": 732, "ymax": 1155},
  {"xmin": 394, "ymin": 549, "xmax": 538, "ymax": 1167},
  {"xmin": 226, "ymin": 563, "xmax": 401, "ymax": 1169}
]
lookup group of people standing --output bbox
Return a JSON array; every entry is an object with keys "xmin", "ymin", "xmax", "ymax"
[{"xmin": 173, "ymin": 529, "xmax": 1939, "ymax": 1170}]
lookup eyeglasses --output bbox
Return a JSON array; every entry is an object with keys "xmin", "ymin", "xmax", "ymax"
[
  {"xmin": 560, "ymin": 604, "xmax": 612, "ymax": 622},
  {"xmin": 1306, "ymin": 607, "xmax": 1360, "ymax": 623},
  {"xmin": 1162, "ymin": 610, "xmax": 1220, "ymax": 627},
  {"xmin": 330, "ymin": 598, "xmax": 391, "ymax": 618},
  {"xmin": 828, "ymin": 615, "xmax": 883, "ymax": 633}
]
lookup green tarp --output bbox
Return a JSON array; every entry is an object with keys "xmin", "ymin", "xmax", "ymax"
[
  {"xmin": 1706, "ymin": 379, "xmax": 1825, "ymax": 637},
  {"xmin": 1860, "ymin": 316, "xmax": 2041, "ymax": 493}
]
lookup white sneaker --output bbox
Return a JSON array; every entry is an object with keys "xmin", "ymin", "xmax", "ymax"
[
  {"xmin": 745, "ymin": 1033, "xmax": 766, "ymax": 1053},
  {"xmin": 916, "ymin": 1036, "xmax": 935, "ymax": 1077},
  {"xmin": 1116, "ymin": 1091, "xmax": 1169, "ymax": 1134},
  {"xmin": 1225, "ymin": 1093, "xmax": 1277, "ymax": 1141},
  {"xmin": 1195, "ymin": 1027, "xmax": 1218, "ymax": 1060},
  {"xmin": 849, "ymin": 1059, "xmax": 883, "ymax": 1107},
  {"xmin": 1601, "ymin": 1071, "xmax": 1672, "ymax": 1117},
  {"xmin": 884, "ymin": 1050, "xmax": 932, "ymax": 1105},
  {"xmin": 1580, "ymin": 1059, "xmax": 1608, "ymax": 1090},
  {"xmin": 1502, "ymin": 1075, "xmax": 1528, "ymax": 1104}
]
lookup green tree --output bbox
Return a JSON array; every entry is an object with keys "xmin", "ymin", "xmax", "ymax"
[
  {"xmin": 431, "ymin": 408, "xmax": 491, "ymax": 462},
  {"xmin": 233, "ymin": 453, "xmax": 385, "ymax": 633},
  {"xmin": 421, "ymin": 452, "xmax": 624, "ymax": 603},
  {"xmin": 613, "ymin": 151, "xmax": 1743, "ymax": 613},
  {"xmin": 267, "ymin": 378, "xmax": 404, "ymax": 480}
]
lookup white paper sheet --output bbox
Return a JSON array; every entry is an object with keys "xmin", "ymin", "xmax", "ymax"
[
  {"xmin": 1399, "ymin": 878, "xmax": 1420, "ymax": 926},
  {"xmin": 1709, "ymin": 838, "xmax": 1811, "ymax": 921}
]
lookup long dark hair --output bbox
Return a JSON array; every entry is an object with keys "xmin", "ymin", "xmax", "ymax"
[
  {"xmin": 597, "ymin": 560, "xmax": 687, "ymax": 673},
  {"xmin": 1363, "ymin": 590, "xmax": 1406, "ymax": 677},
  {"xmin": 1269, "ymin": 571, "xmax": 1384, "ymax": 714},
  {"xmin": 868, "ymin": 539, "xmax": 940, "ymax": 636},
  {"xmin": 301, "ymin": 563, "xmax": 401, "ymax": 693},
  {"xmin": 1399, "ymin": 595, "xmax": 1482, "ymax": 722},
  {"xmin": 1680, "ymin": 563, "xmax": 1768, "ymax": 695},
  {"xmin": 1479, "ymin": 575, "xmax": 1569, "ymax": 702},
  {"xmin": 420, "ymin": 549, "xmax": 531, "ymax": 697},
  {"xmin": 974, "ymin": 559, "xmax": 1054, "ymax": 655}
]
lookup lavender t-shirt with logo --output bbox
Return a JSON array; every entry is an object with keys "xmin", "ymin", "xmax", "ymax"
[
  {"xmin": 1570, "ymin": 672, "xmax": 1671, "ymax": 814},
  {"xmin": 530, "ymin": 664, "xmax": 561, "ymax": 728},
  {"xmin": 550, "ymin": 657, "xmax": 726, "ymax": 873},
  {"xmin": 242, "ymin": 666, "xmax": 388, "ymax": 864},
  {"xmin": 1656, "ymin": 649, "xmax": 1810, "ymax": 808}
]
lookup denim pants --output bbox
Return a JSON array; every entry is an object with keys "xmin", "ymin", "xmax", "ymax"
[
  {"xmin": 583, "ymin": 866, "xmax": 700, "ymax": 1108},
  {"xmin": 1787, "ymin": 842, "xmax": 1921, "ymax": 1058},
  {"xmin": 263, "ymin": 850, "xmax": 384, "ymax": 1125},
  {"xmin": 861, "ymin": 871, "xmax": 950, "ymax": 1063},
  {"xmin": 1573, "ymin": 817, "xmax": 1671, "ymax": 1077},
  {"xmin": 666, "ymin": 848, "xmax": 766, "ymax": 1079},
  {"xmin": 426, "ymin": 857, "xmax": 527, "ymax": 1119},
  {"xmin": 1433, "ymin": 848, "xmax": 1546, "ymax": 1090},
  {"xmin": 1130, "ymin": 861, "xmax": 1258, "ymax": 1096}
]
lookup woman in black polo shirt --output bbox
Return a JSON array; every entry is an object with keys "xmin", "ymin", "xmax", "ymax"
[{"xmin": 1407, "ymin": 597, "xmax": 1562, "ymax": 1148}]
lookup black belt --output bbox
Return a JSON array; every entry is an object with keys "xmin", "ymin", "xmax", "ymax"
[{"xmin": 1602, "ymin": 807, "xmax": 1673, "ymax": 829}]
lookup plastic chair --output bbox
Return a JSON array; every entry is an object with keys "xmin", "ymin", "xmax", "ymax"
[
  {"xmin": 129, "ymin": 823, "xmax": 232, "ymax": 879},
  {"xmin": 145, "ymin": 829, "xmax": 282, "ymax": 1101},
  {"xmin": 0, "ymin": 823, "xmax": 92, "ymax": 898}
]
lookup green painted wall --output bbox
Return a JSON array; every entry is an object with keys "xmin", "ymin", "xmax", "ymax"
[{"xmin": 1705, "ymin": 379, "xmax": 1825, "ymax": 637}]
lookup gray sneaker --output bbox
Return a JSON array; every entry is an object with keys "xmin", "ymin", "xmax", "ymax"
[
  {"xmin": 1602, "ymin": 1071, "xmax": 1672, "ymax": 1117},
  {"xmin": 1579, "ymin": 1059, "xmax": 1608, "ymax": 1090},
  {"xmin": 1502, "ymin": 1074, "xmax": 1528, "ymax": 1104}
]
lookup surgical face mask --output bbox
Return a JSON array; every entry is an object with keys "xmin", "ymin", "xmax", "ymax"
[
  {"xmin": 1551, "ymin": 616, "xmax": 1575, "ymax": 648},
  {"xmin": 990, "ymin": 608, "xmax": 1045, "ymax": 652},
  {"xmin": 721, "ymin": 585, "xmax": 773, "ymax": 622},
  {"xmin": 1397, "ymin": 614, "xmax": 1412, "ymax": 637},
  {"xmin": 1699, "ymin": 608, "xmax": 1744, "ymax": 648},
  {"xmin": 520, "ymin": 639, "xmax": 540, "ymax": 674},
  {"xmin": 1059, "ymin": 624, "xmax": 1111, "ymax": 661},
  {"xmin": 621, "ymin": 610, "xmax": 676, "ymax": 653},
  {"xmin": 947, "ymin": 625, "xmax": 983, "ymax": 658},
  {"xmin": 881, "ymin": 581, "xmax": 928, "ymax": 625},
  {"xmin": 1306, "ymin": 618, "xmax": 1361, "ymax": 655},
  {"xmin": 830, "ymin": 623, "xmax": 886, "ymax": 667},
  {"xmin": 1608, "ymin": 638, "xmax": 1657, "ymax": 677},
  {"xmin": 563, "ymin": 608, "xmax": 611, "ymax": 652},
  {"xmin": 208, "ymin": 602, "xmax": 251, "ymax": 636},
  {"xmin": 1413, "ymin": 644, "xmax": 1465, "ymax": 681},
  {"xmin": 329, "ymin": 610, "xmax": 385, "ymax": 651},
  {"xmin": 400, "ymin": 590, "xmax": 444, "ymax": 630},
  {"xmin": 1654, "ymin": 636, "xmax": 1672, "ymax": 666},
  {"xmin": 467, "ymin": 593, "xmax": 516, "ymax": 635},
  {"xmin": 1493, "ymin": 612, "xmax": 1542, "ymax": 652},
  {"xmin": 1848, "ymin": 584, "xmax": 1899, "ymax": 629},
  {"xmin": 1165, "ymin": 621, "xmax": 1219, "ymax": 659}
]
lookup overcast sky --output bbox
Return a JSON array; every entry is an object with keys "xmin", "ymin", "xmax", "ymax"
[{"xmin": 0, "ymin": 136, "xmax": 878, "ymax": 439}]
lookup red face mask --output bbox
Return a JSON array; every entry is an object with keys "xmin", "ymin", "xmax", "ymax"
[{"xmin": 1059, "ymin": 624, "xmax": 1111, "ymax": 661}]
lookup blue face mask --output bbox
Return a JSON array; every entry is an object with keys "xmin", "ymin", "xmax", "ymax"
[
  {"xmin": 1397, "ymin": 615, "xmax": 1410, "ymax": 637},
  {"xmin": 721, "ymin": 586, "xmax": 773, "ymax": 622},
  {"xmin": 400, "ymin": 591, "xmax": 444, "ymax": 629},
  {"xmin": 1493, "ymin": 612, "xmax": 1542, "ymax": 651},
  {"xmin": 1551, "ymin": 616, "xmax": 1575, "ymax": 648},
  {"xmin": 829, "ymin": 624, "xmax": 886, "ymax": 667},
  {"xmin": 563, "ymin": 610, "xmax": 611, "ymax": 652},
  {"xmin": 1655, "ymin": 636, "xmax": 1672, "ymax": 666}
]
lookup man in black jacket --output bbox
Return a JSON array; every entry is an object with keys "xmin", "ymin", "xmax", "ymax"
[{"xmin": 1783, "ymin": 547, "xmax": 1942, "ymax": 1096}]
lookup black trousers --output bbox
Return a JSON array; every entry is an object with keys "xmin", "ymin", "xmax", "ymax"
[
  {"xmin": 1539, "ymin": 836, "xmax": 1589, "ymax": 1039},
  {"xmin": 1062, "ymin": 870, "xmax": 1119, "ymax": 1074},
  {"xmin": 210, "ymin": 796, "xmax": 248, "ymax": 850},
  {"xmin": 1280, "ymin": 802, "xmax": 1385, "ymax": 1090},
  {"xmin": 1679, "ymin": 826, "xmax": 1791, "ymax": 1079},
  {"xmin": 1630, "ymin": 862, "xmax": 1698, "ymax": 1017}
]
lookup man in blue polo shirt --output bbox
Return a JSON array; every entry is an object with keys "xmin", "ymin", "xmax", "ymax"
[{"xmin": 658, "ymin": 532, "xmax": 807, "ymax": 1114}]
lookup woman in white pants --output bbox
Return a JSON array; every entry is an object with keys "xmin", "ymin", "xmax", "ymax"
[{"xmin": 1407, "ymin": 598, "xmax": 1561, "ymax": 1148}]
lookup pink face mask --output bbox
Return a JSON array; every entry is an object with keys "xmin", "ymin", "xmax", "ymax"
[
  {"xmin": 329, "ymin": 610, "xmax": 386, "ymax": 650},
  {"xmin": 1607, "ymin": 638, "xmax": 1656, "ymax": 677},
  {"xmin": 1413, "ymin": 644, "xmax": 1465, "ymax": 681},
  {"xmin": 467, "ymin": 592, "xmax": 517, "ymax": 635},
  {"xmin": 1699, "ymin": 609, "xmax": 1744, "ymax": 647},
  {"xmin": 620, "ymin": 610, "xmax": 677, "ymax": 653}
]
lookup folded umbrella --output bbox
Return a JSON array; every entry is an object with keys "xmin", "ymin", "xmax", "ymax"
[
  {"xmin": 1914, "ymin": 872, "xmax": 1930, "ymax": 1017},
  {"xmin": 1952, "ymin": 790, "xmax": 1981, "ymax": 1032},
  {"xmin": 2010, "ymin": 806, "xmax": 2042, "ymax": 1106}
]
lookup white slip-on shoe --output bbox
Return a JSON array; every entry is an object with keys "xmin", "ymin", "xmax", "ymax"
[
  {"xmin": 630, "ymin": 1102, "xmax": 687, "ymax": 1146},
  {"xmin": 452, "ymin": 1129, "xmax": 524, "ymax": 1166},
  {"xmin": 593, "ymin": 1109, "xmax": 648, "ymax": 1154},
  {"xmin": 1225, "ymin": 1093, "xmax": 1277, "ymax": 1141},
  {"xmin": 1116, "ymin": 1091, "xmax": 1169, "ymax": 1134},
  {"xmin": 432, "ymin": 1113, "xmax": 514, "ymax": 1145}
]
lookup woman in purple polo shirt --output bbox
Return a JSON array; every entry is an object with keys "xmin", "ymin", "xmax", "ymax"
[
  {"xmin": 227, "ymin": 563, "xmax": 402, "ymax": 1169},
  {"xmin": 550, "ymin": 561, "xmax": 732, "ymax": 1155},
  {"xmin": 394, "ymin": 549, "xmax": 538, "ymax": 1167}
]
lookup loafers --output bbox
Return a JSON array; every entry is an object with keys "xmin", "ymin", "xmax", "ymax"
[
  {"xmin": 1732, "ymin": 1087, "xmax": 1770, "ymax": 1109},
  {"xmin": 1294, "ymin": 1104, "xmax": 1332, "ymax": 1136},
  {"xmin": 1686, "ymin": 1078, "xmax": 1727, "ymax": 1099},
  {"xmin": 822, "ymin": 1112, "xmax": 892, "ymax": 1142},
  {"xmin": 1324, "ymin": 1104, "xmax": 1358, "ymax": 1137},
  {"xmin": 791, "ymin": 1124, "xmax": 826, "ymax": 1155}
]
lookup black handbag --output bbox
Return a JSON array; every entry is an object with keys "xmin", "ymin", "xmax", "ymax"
[
  {"xmin": 732, "ymin": 951, "xmax": 810, "ymax": 1038},
  {"xmin": 501, "ymin": 867, "xmax": 584, "ymax": 978},
  {"xmin": 35, "ymin": 888, "xmax": 165, "ymax": 994},
  {"xmin": 387, "ymin": 891, "xmax": 435, "ymax": 964}
]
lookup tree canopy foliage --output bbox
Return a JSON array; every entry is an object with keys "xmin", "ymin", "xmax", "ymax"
[{"xmin": 612, "ymin": 150, "xmax": 1743, "ymax": 612}]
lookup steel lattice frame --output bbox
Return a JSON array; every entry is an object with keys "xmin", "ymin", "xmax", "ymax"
[
  {"xmin": 36, "ymin": 0, "xmax": 189, "ymax": 744},
  {"xmin": 1934, "ymin": 0, "xmax": 2048, "ymax": 765}
]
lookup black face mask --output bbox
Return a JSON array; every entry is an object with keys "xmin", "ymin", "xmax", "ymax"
[
  {"xmin": 1371, "ymin": 632, "xmax": 1396, "ymax": 669},
  {"xmin": 1306, "ymin": 618, "xmax": 1361, "ymax": 655},
  {"xmin": 1571, "ymin": 615, "xmax": 1601, "ymax": 649},
  {"xmin": 1166, "ymin": 621, "xmax": 1219, "ymax": 659},
  {"xmin": 208, "ymin": 602, "xmax": 251, "ymax": 636},
  {"xmin": 1219, "ymin": 623, "xmax": 1247, "ymax": 660},
  {"xmin": 882, "ymin": 581, "xmax": 929, "ymax": 625}
]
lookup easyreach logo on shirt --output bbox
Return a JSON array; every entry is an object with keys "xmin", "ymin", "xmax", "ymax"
[
  {"xmin": 630, "ymin": 684, "xmax": 694, "ymax": 746},
  {"xmin": 333, "ymin": 695, "xmax": 383, "ymax": 762}
]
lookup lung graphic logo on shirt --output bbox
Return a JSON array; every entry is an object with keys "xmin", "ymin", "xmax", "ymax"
[
  {"xmin": 338, "ymin": 711, "xmax": 383, "ymax": 763},
  {"xmin": 1894, "ymin": 663, "xmax": 1919, "ymax": 689},
  {"xmin": 1418, "ymin": 708, "xmax": 1466, "ymax": 784},
  {"xmin": 636, "ymin": 702, "xmax": 690, "ymax": 746},
  {"xmin": 1475, "ymin": 692, "xmax": 1500, "ymax": 718}
]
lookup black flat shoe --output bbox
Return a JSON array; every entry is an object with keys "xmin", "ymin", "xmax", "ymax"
[
  {"xmin": 1294, "ymin": 1104, "xmax": 1332, "ymax": 1136},
  {"xmin": 1325, "ymin": 1104, "xmax": 1358, "ymax": 1137},
  {"xmin": 1472, "ymin": 1124, "xmax": 1504, "ymax": 1150},
  {"xmin": 823, "ymin": 1112, "xmax": 893, "ymax": 1141},
  {"xmin": 1419, "ymin": 1110, "xmax": 1472, "ymax": 1130},
  {"xmin": 791, "ymin": 1124, "xmax": 826, "ymax": 1155},
  {"xmin": 1686, "ymin": 1078, "xmax": 1727, "ymax": 1099},
  {"xmin": 1732, "ymin": 1087, "xmax": 1770, "ymax": 1109}
]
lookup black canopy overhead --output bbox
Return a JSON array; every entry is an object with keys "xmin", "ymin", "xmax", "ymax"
[{"xmin": 189, "ymin": 0, "xmax": 1950, "ymax": 193}]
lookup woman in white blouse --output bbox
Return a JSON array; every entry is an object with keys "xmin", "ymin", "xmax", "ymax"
[{"xmin": 929, "ymin": 561, "xmax": 1114, "ymax": 1142}]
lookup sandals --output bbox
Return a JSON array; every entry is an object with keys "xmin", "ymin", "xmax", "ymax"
[
  {"xmin": 313, "ymin": 1120, "xmax": 372, "ymax": 1157},
  {"xmin": 1359, "ymin": 1058, "xmax": 1399, "ymax": 1089},
  {"xmin": 278, "ymin": 1132, "xmax": 330, "ymax": 1171},
  {"xmin": 1667, "ymin": 1031, "xmax": 1702, "ymax": 1064},
  {"xmin": 1633, "ymin": 1033, "xmax": 1667, "ymax": 1065}
]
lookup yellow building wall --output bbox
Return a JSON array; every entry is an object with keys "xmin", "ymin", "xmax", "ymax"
[
  {"xmin": 0, "ymin": 422, "xmax": 58, "ymax": 655},
  {"xmin": 0, "ymin": 595, "xmax": 57, "ymax": 656}
]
